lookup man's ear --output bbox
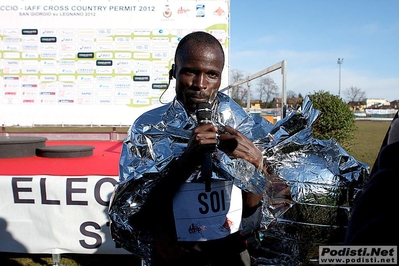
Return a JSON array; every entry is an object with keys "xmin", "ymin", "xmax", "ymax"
[{"xmin": 169, "ymin": 64, "xmax": 176, "ymax": 79}]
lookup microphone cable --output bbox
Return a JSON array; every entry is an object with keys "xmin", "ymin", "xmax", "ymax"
[{"xmin": 158, "ymin": 68, "xmax": 174, "ymax": 104}]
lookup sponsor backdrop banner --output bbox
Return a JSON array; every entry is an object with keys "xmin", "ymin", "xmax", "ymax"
[
  {"xmin": 0, "ymin": 0, "xmax": 229, "ymax": 126},
  {"xmin": 0, "ymin": 175, "xmax": 129, "ymax": 254}
]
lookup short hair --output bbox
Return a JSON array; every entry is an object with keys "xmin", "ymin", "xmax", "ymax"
[{"xmin": 174, "ymin": 31, "xmax": 225, "ymax": 65}]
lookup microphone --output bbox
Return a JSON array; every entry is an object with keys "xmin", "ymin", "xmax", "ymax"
[{"xmin": 196, "ymin": 102, "xmax": 212, "ymax": 192}]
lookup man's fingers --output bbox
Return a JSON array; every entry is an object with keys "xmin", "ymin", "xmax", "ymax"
[{"xmin": 222, "ymin": 125, "xmax": 236, "ymax": 135}]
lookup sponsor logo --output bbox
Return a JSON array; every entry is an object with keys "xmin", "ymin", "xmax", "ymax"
[
  {"xmin": 163, "ymin": 5, "xmax": 172, "ymax": 18},
  {"xmin": 177, "ymin": 6, "xmax": 190, "ymax": 15},
  {"xmin": 214, "ymin": 7, "xmax": 225, "ymax": 16},
  {"xmin": 196, "ymin": 4, "xmax": 205, "ymax": 17}
]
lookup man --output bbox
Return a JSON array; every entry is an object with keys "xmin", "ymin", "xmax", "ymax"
[
  {"xmin": 109, "ymin": 31, "xmax": 270, "ymax": 265},
  {"xmin": 345, "ymin": 112, "xmax": 399, "ymax": 246}
]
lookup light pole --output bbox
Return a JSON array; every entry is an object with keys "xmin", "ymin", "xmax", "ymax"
[{"xmin": 337, "ymin": 58, "xmax": 343, "ymax": 97}]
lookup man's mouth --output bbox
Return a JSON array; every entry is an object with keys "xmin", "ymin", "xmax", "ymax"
[
  {"xmin": 191, "ymin": 97, "xmax": 208, "ymax": 104},
  {"xmin": 188, "ymin": 92, "xmax": 209, "ymax": 104}
]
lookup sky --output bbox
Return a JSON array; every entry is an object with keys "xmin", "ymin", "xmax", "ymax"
[{"xmin": 228, "ymin": 0, "xmax": 399, "ymax": 102}]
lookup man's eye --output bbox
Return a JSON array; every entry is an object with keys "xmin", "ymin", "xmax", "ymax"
[
  {"xmin": 184, "ymin": 70, "xmax": 196, "ymax": 75},
  {"xmin": 208, "ymin": 73, "xmax": 218, "ymax": 79}
]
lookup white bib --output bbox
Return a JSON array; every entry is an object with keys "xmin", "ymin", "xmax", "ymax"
[{"xmin": 172, "ymin": 181, "xmax": 243, "ymax": 242}]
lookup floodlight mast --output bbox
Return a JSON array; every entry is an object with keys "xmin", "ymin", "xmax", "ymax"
[{"xmin": 337, "ymin": 58, "xmax": 344, "ymax": 97}]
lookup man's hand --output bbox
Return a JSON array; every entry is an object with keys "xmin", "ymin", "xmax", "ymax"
[
  {"xmin": 181, "ymin": 123, "xmax": 218, "ymax": 167},
  {"xmin": 218, "ymin": 125, "xmax": 263, "ymax": 169}
]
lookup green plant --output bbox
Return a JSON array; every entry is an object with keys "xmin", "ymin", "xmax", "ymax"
[{"xmin": 308, "ymin": 91, "xmax": 356, "ymax": 150}]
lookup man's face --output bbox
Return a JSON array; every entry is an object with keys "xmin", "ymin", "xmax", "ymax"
[{"xmin": 174, "ymin": 43, "xmax": 224, "ymax": 113}]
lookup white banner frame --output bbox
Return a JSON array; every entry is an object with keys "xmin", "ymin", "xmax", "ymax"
[{"xmin": 0, "ymin": 175, "xmax": 129, "ymax": 254}]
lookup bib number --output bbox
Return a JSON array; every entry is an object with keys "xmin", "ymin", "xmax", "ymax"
[{"xmin": 172, "ymin": 181, "xmax": 242, "ymax": 242}]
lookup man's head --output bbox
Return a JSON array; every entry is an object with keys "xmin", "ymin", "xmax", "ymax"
[{"xmin": 172, "ymin": 31, "xmax": 225, "ymax": 113}]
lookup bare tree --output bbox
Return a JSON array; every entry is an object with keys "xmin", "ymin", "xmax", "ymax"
[
  {"xmin": 256, "ymin": 75, "xmax": 279, "ymax": 103},
  {"xmin": 287, "ymin": 90, "xmax": 297, "ymax": 98},
  {"xmin": 344, "ymin": 86, "xmax": 366, "ymax": 102},
  {"xmin": 229, "ymin": 69, "xmax": 248, "ymax": 105}
]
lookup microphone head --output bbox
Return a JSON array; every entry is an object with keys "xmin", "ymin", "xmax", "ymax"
[{"xmin": 196, "ymin": 102, "xmax": 212, "ymax": 124}]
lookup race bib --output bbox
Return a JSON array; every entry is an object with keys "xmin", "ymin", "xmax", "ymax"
[{"xmin": 172, "ymin": 181, "xmax": 243, "ymax": 242}]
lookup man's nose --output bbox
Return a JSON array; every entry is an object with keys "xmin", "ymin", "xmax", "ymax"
[{"xmin": 193, "ymin": 73, "xmax": 207, "ymax": 90}]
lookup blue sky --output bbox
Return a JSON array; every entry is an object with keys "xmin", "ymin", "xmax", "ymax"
[{"xmin": 228, "ymin": 0, "xmax": 399, "ymax": 102}]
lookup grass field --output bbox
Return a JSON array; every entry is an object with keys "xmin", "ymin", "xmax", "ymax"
[
  {"xmin": 0, "ymin": 120, "xmax": 392, "ymax": 265},
  {"xmin": 349, "ymin": 120, "xmax": 391, "ymax": 168}
]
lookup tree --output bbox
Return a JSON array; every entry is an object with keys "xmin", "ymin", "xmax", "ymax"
[
  {"xmin": 287, "ymin": 90, "xmax": 297, "ymax": 98},
  {"xmin": 256, "ymin": 75, "xmax": 279, "ymax": 103},
  {"xmin": 344, "ymin": 86, "xmax": 366, "ymax": 103},
  {"xmin": 229, "ymin": 69, "xmax": 248, "ymax": 106},
  {"xmin": 308, "ymin": 90, "xmax": 356, "ymax": 150}
]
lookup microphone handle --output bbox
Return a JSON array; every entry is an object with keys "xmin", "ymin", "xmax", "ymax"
[{"xmin": 195, "ymin": 103, "xmax": 213, "ymax": 192}]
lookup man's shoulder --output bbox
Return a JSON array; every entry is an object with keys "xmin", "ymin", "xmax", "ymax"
[{"xmin": 134, "ymin": 104, "xmax": 170, "ymax": 126}]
